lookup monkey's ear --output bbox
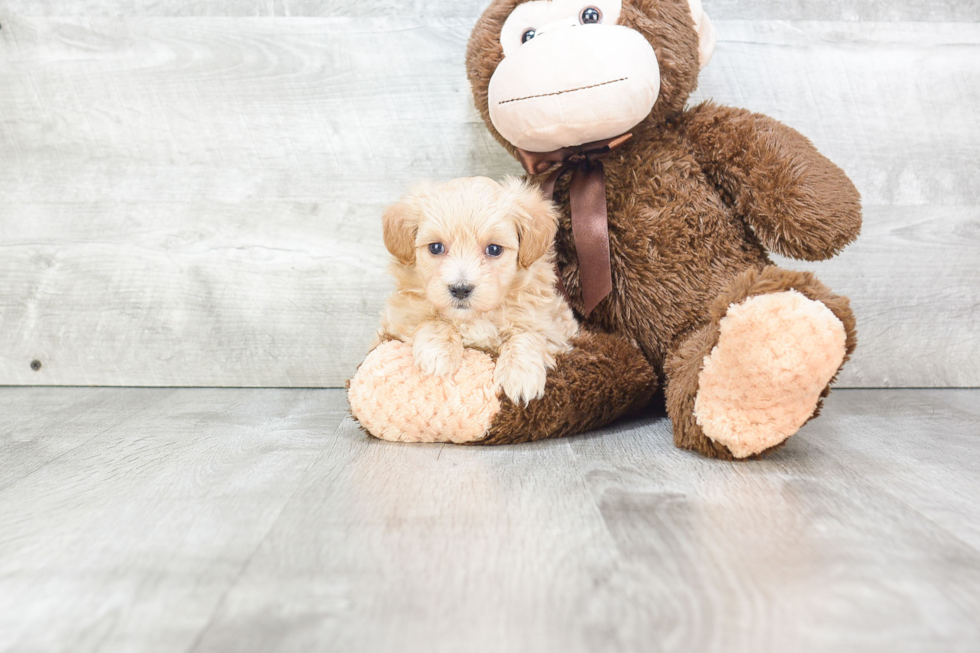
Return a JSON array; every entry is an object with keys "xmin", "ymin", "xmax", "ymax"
[
  {"xmin": 502, "ymin": 177, "xmax": 558, "ymax": 269},
  {"xmin": 686, "ymin": 0, "xmax": 716, "ymax": 69},
  {"xmin": 382, "ymin": 198, "xmax": 420, "ymax": 265}
]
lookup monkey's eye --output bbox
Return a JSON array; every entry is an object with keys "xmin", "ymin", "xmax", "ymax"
[
  {"xmin": 521, "ymin": 29, "xmax": 537, "ymax": 43},
  {"xmin": 428, "ymin": 243, "xmax": 445, "ymax": 255},
  {"xmin": 485, "ymin": 244, "xmax": 503, "ymax": 257},
  {"xmin": 580, "ymin": 6, "xmax": 602, "ymax": 24}
]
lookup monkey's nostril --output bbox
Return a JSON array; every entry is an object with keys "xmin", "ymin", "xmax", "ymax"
[{"xmin": 449, "ymin": 284, "xmax": 474, "ymax": 300}]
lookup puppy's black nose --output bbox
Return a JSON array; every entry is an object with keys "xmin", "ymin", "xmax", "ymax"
[{"xmin": 449, "ymin": 284, "xmax": 474, "ymax": 300}]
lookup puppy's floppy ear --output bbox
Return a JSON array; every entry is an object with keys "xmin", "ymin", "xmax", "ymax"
[
  {"xmin": 382, "ymin": 197, "xmax": 421, "ymax": 265},
  {"xmin": 501, "ymin": 176, "xmax": 559, "ymax": 269}
]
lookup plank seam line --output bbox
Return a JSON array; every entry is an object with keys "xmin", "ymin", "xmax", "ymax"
[{"xmin": 183, "ymin": 414, "xmax": 350, "ymax": 653}]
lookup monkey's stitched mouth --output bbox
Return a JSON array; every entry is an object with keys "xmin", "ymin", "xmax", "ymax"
[{"xmin": 498, "ymin": 77, "xmax": 629, "ymax": 106}]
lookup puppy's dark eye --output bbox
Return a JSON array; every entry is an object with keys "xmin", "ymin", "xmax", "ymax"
[
  {"xmin": 428, "ymin": 243, "xmax": 445, "ymax": 255},
  {"xmin": 485, "ymin": 244, "xmax": 503, "ymax": 257},
  {"xmin": 521, "ymin": 29, "xmax": 536, "ymax": 43},
  {"xmin": 580, "ymin": 7, "xmax": 602, "ymax": 24}
]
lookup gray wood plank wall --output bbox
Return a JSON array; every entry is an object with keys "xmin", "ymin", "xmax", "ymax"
[{"xmin": 0, "ymin": 1, "xmax": 977, "ymax": 387}]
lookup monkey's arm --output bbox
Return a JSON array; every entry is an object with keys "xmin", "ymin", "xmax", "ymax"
[{"xmin": 681, "ymin": 101, "xmax": 861, "ymax": 260}]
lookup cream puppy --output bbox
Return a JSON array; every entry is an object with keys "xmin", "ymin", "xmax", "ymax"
[{"xmin": 377, "ymin": 176, "xmax": 579, "ymax": 405}]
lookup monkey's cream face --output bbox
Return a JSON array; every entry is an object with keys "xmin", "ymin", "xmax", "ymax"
[
  {"xmin": 489, "ymin": 0, "xmax": 658, "ymax": 152},
  {"xmin": 485, "ymin": 0, "xmax": 715, "ymax": 153},
  {"xmin": 412, "ymin": 189, "xmax": 523, "ymax": 318}
]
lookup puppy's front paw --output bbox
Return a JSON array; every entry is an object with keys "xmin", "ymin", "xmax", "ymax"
[
  {"xmin": 413, "ymin": 335, "xmax": 463, "ymax": 377},
  {"xmin": 495, "ymin": 357, "xmax": 548, "ymax": 406}
]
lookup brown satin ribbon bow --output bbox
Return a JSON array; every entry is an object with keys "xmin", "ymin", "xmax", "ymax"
[{"xmin": 516, "ymin": 133, "xmax": 632, "ymax": 317}]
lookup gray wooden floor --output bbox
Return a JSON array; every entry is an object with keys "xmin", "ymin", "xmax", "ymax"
[{"xmin": 0, "ymin": 389, "xmax": 978, "ymax": 652}]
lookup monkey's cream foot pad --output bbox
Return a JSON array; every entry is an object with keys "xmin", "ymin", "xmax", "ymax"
[
  {"xmin": 348, "ymin": 341, "xmax": 501, "ymax": 444},
  {"xmin": 694, "ymin": 291, "xmax": 848, "ymax": 459},
  {"xmin": 348, "ymin": 332, "xmax": 658, "ymax": 445}
]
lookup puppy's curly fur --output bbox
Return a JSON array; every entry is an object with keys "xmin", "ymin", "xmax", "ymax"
[{"xmin": 378, "ymin": 176, "xmax": 579, "ymax": 405}]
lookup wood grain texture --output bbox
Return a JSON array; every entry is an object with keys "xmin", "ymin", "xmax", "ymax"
[
  {"xmin": 0, "ymin": 387, "xmax": 351, "ymax": 653},
  {"xmin": 704, "ymin": 0, "xmax": 980, "ymax": 22},
  {"xmin": 1, "ymin": 387, "xmax": 978, "ymax": 652},
  {"xmin": 773, "ymin": 206, "xmax": 980, "ymax": 388},
  {"xmin": 0, "ymin": 14, "xmax": 977, "ymax": 387},
  {"xmin": 0, "ymin": 201, "xmax": 394, "ymax": 386},
  {"xmin": 0, "ymin": 0, "xmax": 488, "ymax": 18},
  {"xmin": 0, "ymin": 1, "xmax": 275, "ymax": 17},
  {"xmin": 4, "ymin": 0, "xmax": 977, "ymax": 21}
]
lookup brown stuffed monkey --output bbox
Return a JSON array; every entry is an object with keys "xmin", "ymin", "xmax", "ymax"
[{"xmin": 349, "ymin": 0, "xmax": 860, "ymax": 459}]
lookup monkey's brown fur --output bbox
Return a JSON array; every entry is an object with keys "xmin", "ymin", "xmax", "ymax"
[
  {"xmin": 479, "ymin": 331, "xmax": 659, "ymax": 445},
  {"xmin": 465, "ymin": 0, "xmax": 861, "ymax": 457}
]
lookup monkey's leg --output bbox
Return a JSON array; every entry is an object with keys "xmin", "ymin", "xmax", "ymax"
[
  {"xmin": 349, "ymin": 331, "xmax": 657, "ymax": 445},
  {"xmin": 665, "ymin": 266, "xmax": 857, "ymax": 460},
  {"xmin": 479, "ymin": 330, "xmax": 657, "ymax": 444}
]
